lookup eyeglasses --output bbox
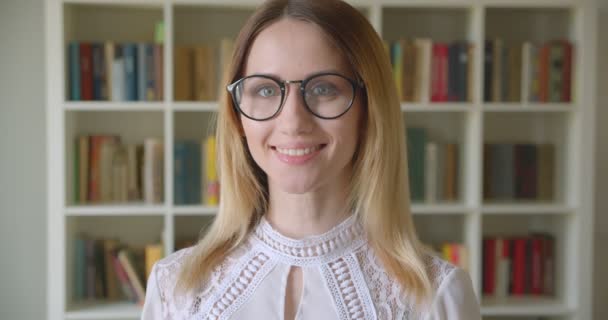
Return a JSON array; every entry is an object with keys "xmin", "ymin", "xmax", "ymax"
[{"xmin": 226, "ymin": 72, "xmax": 364, "ymax": 121}]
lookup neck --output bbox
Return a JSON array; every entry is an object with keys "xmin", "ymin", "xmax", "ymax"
[{"xmin": 265, "ymin": 174, "xmax": 352, "ymax": 239}]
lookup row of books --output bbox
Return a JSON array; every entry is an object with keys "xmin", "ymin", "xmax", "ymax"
[
  {"xmin": 174, "ymin": 137, "xmax": 220, "ymax": 205},
  {"xmin": 386, "ymin": 39, "xmax": 473, "ymax": 103},
  {"xmin": 407, "ymin": 127, "xmax": 459, "ymax": 203},
  {"xmin": 483, "ymin": 143, "xmax": 555, "ymax": 201},
  {"xmin": 73, "ymin": 136, "xmax": 164, "ymax": 204},
  {"xmin": 428, "ymin": 242, "xmax": 469, "ymax": 271},
  {"xmin": 483, "ymin": 234, "xmax": 555, "ymax": 297},
  {"xmin": 174, "ymin": 39, "xmax": 234, "ymax": 101},
  {"xmin": 484, "ymin": 39, "xmax": 573, "ymax": 103},
  {"xmin": 73, "ymin": 236, "xmax": 163, "ymax": 304},
  {"xmin": 68, "ymin": 41, "xmax": 164, "ymax": 101}
]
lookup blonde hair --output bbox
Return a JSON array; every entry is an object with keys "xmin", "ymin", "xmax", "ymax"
[{"xmin": 176, "ymin": 0, "xmax": 434, "ymax": 308}]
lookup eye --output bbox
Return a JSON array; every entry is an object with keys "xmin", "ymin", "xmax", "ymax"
[
  {"xmin": 310, "ymin": 83, "xmax": 338, "ymax": 96},
  {"xmin": 256, "ymin": 86, "xmax": 279, "ymax": 98}
]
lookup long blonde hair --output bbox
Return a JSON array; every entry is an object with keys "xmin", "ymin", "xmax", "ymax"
[{"xmin": 176, "ymin": 0, "xmax": 434, "ymax": 307}]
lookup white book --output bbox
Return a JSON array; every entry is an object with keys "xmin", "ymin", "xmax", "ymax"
[
  {"xmin": 143, "ymin": 139, "xmax": 159, "ymax": 204},
  {"xmin": 414, "ymin": 38, "xmax": 432, "ymax": 104},
  {"xmin": 495, "ymin": 238, "xmax": 510, "ymax": 299},
  {"xmin": 111, "ymin": 53, "xmax": 124, "ymax": 101}
]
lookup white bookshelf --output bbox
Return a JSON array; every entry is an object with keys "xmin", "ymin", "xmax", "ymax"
[{"xmin": 45, "ymin": 0, "xmax": 598, "ymax": 319}]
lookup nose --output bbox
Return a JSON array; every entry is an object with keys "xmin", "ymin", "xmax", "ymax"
[{"xmin": 276, "ymin": 82, "xmax": 314, "ymax": 135}]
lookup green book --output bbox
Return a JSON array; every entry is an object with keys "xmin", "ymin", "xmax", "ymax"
[{"xmin": 407, "ymin": 127, "xmax": 426, "ymax": 202}]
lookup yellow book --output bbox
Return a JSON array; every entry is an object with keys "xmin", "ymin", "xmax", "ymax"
[
  {"xmin": 204, "ymin": 136, "xmax": 219, "ymax": 205},
  {"xmin": 442, "ymin": 243, "xmax": 452, "ymax": 264},
  {"xmin": 145, "ymin": 243, "xmax": 163, "ymax": 281}
]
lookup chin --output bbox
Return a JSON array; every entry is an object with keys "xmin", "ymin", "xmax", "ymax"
[{"xmin": 274, "ymin": 179, "xmax": 319, "ymax": 195}]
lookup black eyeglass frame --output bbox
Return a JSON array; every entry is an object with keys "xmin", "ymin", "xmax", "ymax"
[{"xmin": 226, "ymin": 72, "xmax": 365, "ymax": 121}]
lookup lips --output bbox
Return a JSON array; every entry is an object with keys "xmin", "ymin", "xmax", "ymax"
[{"xmin": 271, "ymin": 144, "xmax": 327, "ymax": 165}]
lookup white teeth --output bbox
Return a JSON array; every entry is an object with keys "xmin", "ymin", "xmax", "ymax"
[{"xmin": 276, "ymin": 145, "xmax": 320, "ymax": 156}]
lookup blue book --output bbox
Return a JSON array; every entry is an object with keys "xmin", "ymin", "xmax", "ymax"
[
  {"xmin": 145, "ymin": 44, "xmax": 156, "ymax": 100},
  {"xmin": 174, "ymin": 141, "xmax": 188, "ymax": 205},
  {"xmin": 137, "ymin": 43, "xmax": 147, "ymax": 101},
  {"xmin": 123, "ymin": 43, "xmax": 138, "ymax": 101},
  {"xmin": 69, "ymin": 41, "xmax": 80, "ymax": 101},
  {"xmin": 185, "ymin": 142, "xmax": 202, "ymax": 204}
]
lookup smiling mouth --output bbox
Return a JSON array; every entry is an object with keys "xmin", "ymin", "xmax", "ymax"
[{"xmin": 271, "ymin": 144, "xmax": 327, "ymax": 156}]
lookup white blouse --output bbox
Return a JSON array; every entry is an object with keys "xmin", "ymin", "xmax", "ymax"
[{"xmin": 141, "ymin": 215, "xmax": 481, "ymax": 320}]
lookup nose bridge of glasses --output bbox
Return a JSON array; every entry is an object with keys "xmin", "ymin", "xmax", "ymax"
[{"xmin": 280, "ymin": 79, "xmax": 306, "ymax": 103}]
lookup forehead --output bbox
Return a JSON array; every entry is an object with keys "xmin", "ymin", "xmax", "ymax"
[{"xmin": 244, "ymin": 18, "xmax": 351, "ymax": 78}]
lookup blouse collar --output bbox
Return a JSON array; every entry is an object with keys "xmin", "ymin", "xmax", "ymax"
[{"xmin": 251, "ymin": 214, "xmax": 366, "ymax": 267}]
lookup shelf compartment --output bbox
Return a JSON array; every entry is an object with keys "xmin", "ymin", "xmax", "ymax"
[
  {"xmin": 66, "ymin": 215, "xmax": 165, "ymax": 310},
  {"xmin": 65, "ymin": 301, "xmax": 140, "ymax": 320},
  {"xmin": 66, "ymin": 111, "xmax": 165, "ymax": 207},
  {"xmin": 481, "ymin": 214, "xmax": 571, "ymax": 305},
  {"xmin": 483, "ymin": 112, "xmax": 570, "ymax": 204},
  {"xmin": 405, "ymin": 112, "xmax": 468, "ymax": 204}
]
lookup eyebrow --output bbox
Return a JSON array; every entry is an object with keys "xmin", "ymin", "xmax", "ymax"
[{"xmin": 244, "ymin": 69, "xmax": 348, "ymax": 80}]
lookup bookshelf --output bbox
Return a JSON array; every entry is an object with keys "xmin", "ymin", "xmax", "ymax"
[{"xmin": 45, "ymin": 0, "xmax": 597, "ymax": 319}]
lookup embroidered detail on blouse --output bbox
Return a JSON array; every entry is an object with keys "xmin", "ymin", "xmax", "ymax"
[
  {"xmin": 251, "ymin": 214, "xmax": 366, "ymax": 267},
  {"xmin": 200, "ymin": 250, "xmax": 276, "ymax": 320},
  {"xmin": 321, "ymin": 254, "xmax": 377, "ymax": 320},
  {"xmin": 354, "ymin": 245, "xmax": 457, "ymax": 320},
  {"xmin": 151, "ymin": 216, "xmax": 459, "ymax": 320}
]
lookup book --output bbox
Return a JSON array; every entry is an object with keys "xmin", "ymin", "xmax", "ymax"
[{"xmin": 117, "ymin": 249, "xmax": 146, "ymax": 305}]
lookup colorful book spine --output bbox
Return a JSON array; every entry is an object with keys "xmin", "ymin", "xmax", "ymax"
[{"xmin": 69, "ymin": 41, "xmax": 80, "ymax": 101}]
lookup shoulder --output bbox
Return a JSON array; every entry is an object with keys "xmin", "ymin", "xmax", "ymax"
[
  {"xmin": 151, "ymin": 246, "xmax": 196, "ymax": 299},
  {"xmin": 423, "ymin": 254, "xmax": 481, "ymax": 320}
]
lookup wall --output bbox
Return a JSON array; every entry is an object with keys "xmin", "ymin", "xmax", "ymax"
[
  {"xmin": 0, "ymin": 0, "xmax": 47, "ymax": 319},
  {"xmin": 594, "ymin": 0, "xmax": 608, "ymax": 318}
]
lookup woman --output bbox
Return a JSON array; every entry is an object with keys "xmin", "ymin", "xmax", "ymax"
[{"xmin": 142, "ymin": 0, "xmax": 480, "ymax": 319}]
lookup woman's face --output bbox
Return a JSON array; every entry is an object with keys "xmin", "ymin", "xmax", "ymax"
[{"xmin": 241, "ymin": 18, "xmax": 363, "ymax": 195}]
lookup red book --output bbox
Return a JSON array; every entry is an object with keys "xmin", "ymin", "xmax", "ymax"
[
  {"xmin": 111, "ymin": 253, "xmax": 138, "ymax": 302},
  {"xmin": 483, "ymin": 238, "xmax": 496, "ymax": 295},
  {"xmin": 538, "ymin": 44, "xmax": 550, "ymax": 102},
  {"xmin": 87, "ymin": 135, "xmax": 103, "ymax": 202},
  {"xmin": 531, "ymin": 236, "xmax": 545, "ymax": 294},
  {"xmin": 79, "ymin": 43, "xmax": 93, "ymax": 100},
  {"xmin": 439, "ymin": 44, "xmax": 449, "ymax": 101},
  {"xmin": 451, "ymin": 244, "xmax": 460, "ymax": 267},
  {"xmin": 561, "ymin": 41, "xmax": 573, "ymax": 102},
  {"xmin": 511, "ymin": 238, "xmax": 527, "ymax": 295}
]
